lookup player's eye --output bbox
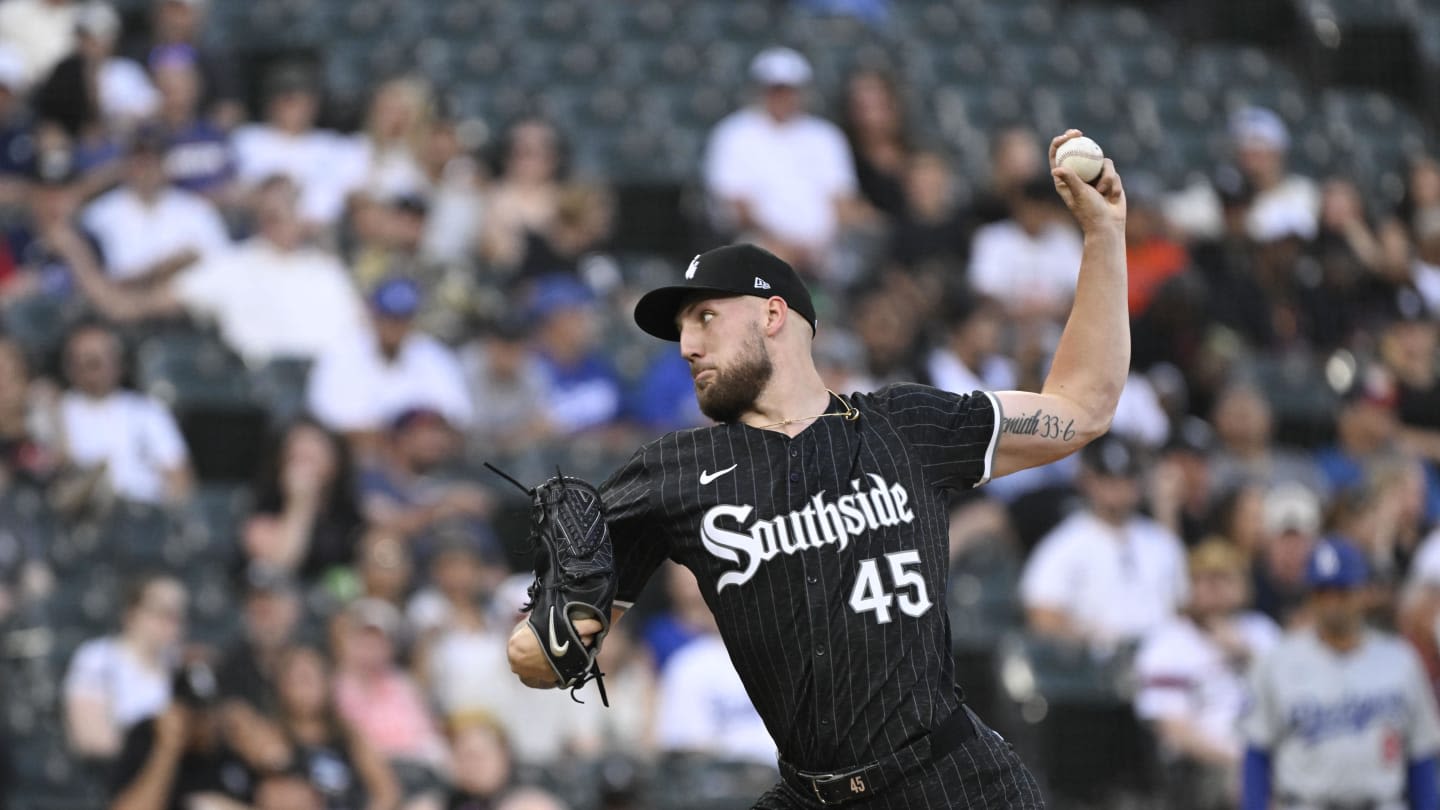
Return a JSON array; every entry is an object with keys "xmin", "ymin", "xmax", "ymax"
[{"xmin": 701, "ymin": 311, "xmax": 715, "ymax": 324}]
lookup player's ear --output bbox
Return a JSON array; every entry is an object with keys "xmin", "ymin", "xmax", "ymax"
[{"xmin": 762, "ymin": 296, "xmax": 788, "ymax": 337}]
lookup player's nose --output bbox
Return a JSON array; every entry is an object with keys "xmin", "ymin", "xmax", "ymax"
[{"xmin": 678, "ymin": 326, "xmax": 703, "ymax": 361}]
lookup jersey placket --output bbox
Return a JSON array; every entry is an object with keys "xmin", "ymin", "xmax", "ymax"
[{"xmin": 788, "ymin": 427, "xmax": 839, "ymax": 742}]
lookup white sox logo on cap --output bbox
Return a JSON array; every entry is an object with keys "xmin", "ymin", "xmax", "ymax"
[{"xmin": 685, "ymin": 255, "xmax": 700, "ymax": 280}]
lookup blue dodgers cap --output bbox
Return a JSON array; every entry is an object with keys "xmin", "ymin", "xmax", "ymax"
[
  {"xmin": 371, "ymin": 277, "xmax": 422, "ymax": 319},
  {"xmin": 1305, "ymin": 537, "xmax": 1369, "ymax": 590},
  {"xmin": 633, "ymin": 243, "xmax": 816, "ymax": 342},
  {"xmin": 528, "ymin": 274, "xmax": 596, "ymax": 322}
]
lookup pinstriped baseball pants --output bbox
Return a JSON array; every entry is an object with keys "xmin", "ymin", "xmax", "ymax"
[{"xmin": 753, "ymin": 713, "xmax": 1045, "ymax": 809}]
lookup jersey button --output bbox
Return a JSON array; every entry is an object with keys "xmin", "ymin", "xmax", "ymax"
[
  {"xmin": 790, "ymin": 448, "xmax": 799, "ymax": 458},
  {"xmin": 806, "ymin": 575, "xmax": 818, "ymax": 585},
  {"xmin": 819, "ymin": 718, "xmax": 831, "ymax": 727},
  {"xmin": 815, "ymin": 645, "xmax": 826, "ymax": 657},
  {"xmin": 789, "ymin": 472, "xmax": 800, "ymax": 482}
]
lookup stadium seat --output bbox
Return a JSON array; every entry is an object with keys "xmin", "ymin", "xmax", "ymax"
[
  {"xmin": 135, "ymin": 332, "xmax": 254, "ymax": 410},
  {"xmin": 248, "ymin": 356, "xmax": 313, "ymax": 428}
]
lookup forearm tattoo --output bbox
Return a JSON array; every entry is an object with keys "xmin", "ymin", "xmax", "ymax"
[{"xmin": 1001, "ymin": 410, "xmax": 1076, "ymax": 441}]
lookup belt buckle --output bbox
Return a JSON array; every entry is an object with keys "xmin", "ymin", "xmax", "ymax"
[{"xmin": 811, "ymin": 770, "xmax": 871, "ymax": 805}]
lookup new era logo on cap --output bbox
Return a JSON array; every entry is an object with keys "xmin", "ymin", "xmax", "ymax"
[{"xmin": 754, "ymin": 277, "xmax": 771, "ymax": 290}]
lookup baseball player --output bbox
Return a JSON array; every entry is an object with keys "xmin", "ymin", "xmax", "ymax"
[
  {"xmin": 508, "ymin": 130, "xmax": 1128, "ymax": 807},
  {"xmin": 1241, "ymin": 537, "xmax": 1440, "ymax": 810}
]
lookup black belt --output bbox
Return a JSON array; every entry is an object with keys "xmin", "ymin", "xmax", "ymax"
[{"xmin": 778, "ymin": 705, "xmax": 979, "ymax": 806}]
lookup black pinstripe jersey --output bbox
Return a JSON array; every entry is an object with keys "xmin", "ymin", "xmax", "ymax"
[{"xmin": 601, "ymin": 382, "xmax": 1002, "ymax": 771}]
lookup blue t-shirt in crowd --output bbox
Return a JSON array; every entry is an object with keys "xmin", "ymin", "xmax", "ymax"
[{"xmin": 165, "ymin": 121, "xmax": 234, "ymax": 194}]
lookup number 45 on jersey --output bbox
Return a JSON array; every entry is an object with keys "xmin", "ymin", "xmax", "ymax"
[{"xmin": 849, "ymin": 550, "xmax": 934, "ymax": 624}]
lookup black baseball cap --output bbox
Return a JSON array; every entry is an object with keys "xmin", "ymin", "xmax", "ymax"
[{"xmin": 633, "ymin": 243, "xmax": 816, "ymax": 342}]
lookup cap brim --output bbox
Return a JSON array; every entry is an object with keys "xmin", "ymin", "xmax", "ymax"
[{"xmin": 633, "ymin": 285, "xmax": 738, "ymax": 342}]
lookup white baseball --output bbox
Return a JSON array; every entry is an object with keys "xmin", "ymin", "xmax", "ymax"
[{"xmin": 1055, "ymin": 136, "xmax": 1105, "ymax": 184}]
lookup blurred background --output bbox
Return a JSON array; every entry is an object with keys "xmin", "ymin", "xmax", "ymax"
[{"xmin": 0, "ymin": 0, "xmax": 1438, "ymax": 808}]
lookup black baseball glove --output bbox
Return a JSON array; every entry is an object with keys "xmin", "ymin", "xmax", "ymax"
[{"xmin": 489, "ymin": 464, "xmax": 616, "ymax": 705}]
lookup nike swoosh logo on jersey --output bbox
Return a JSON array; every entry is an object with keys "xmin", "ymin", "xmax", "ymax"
[
  {"xmin": 700, "ymin": 465, "xmax": 738, "ymax": 485},
  {"xmin": 548, "ymin": 607, "xmax": 570, "ymax": 657}
]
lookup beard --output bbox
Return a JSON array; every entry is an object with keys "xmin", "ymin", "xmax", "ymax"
[{"xmin": 694, "ymin": 326, "xmax": 773, "ymax": 424}]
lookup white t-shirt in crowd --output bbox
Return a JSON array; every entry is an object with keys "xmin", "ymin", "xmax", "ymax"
[
  {"xmin": 1110, "ymin": 373, "xmax": 1171, "ymax": 448},
  {"xmin": 231, "ymin": 125, "xmax": 367, "ymax": 226},
  {"xmin": 0, "ymin": 0, "xmax": 76, "ymax": 84},
  {"xmin": 98, "ymin": 58, "xmax": 159, "ymax": 121},
  {"xmin": 64, "ymin": 636, "xmax": 171, "ymax": 732},
  {"xmin": 926, "ymin": 348, "xmax": 1016, "ymax": 395},
  {"xmin": 60, "ymin": 390, "xmax": 187, "ymax": 504},
  {"xmin": 307, "ymin": 331, "xmax": 473, "ymax": 433},
  {"xmin": 968, "ymin": 220, "xmax": 1084, "ymax": 313},
  {"xmin": 703, "ymin": 107, "xmax": 857, "ymax": 250},
  {"xmin": 655, "ymin": 635, "xmax": 777, "ymax": 766},
  {"xmin": 172, "ymin": 237, "xmax": 369, "ymax": 364},
  {"xmin": 1135, "ymin": 612, "xmax": 1281, "ymax": 760},
  {"xmin": 1020, "ymin": 510, "xmax": 1189, "ymax": 648},
  {"xmin": 82, "ymin": 186, "xmax": 231, "ymax": 280}
]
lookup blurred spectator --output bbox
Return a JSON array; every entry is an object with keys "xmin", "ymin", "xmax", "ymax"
[
  {"xmin": 887, "ymin": 150, "xmax": 970, "ymax": 272},
  {"xmin": 0, "ymin": 0, "xmax": 76, "ymax": 85},
  {"xmin": 71, "ymin": 175, "xmax": 371, "ymax": 364},
  {"xmin": 478, "ymin": 118, "xmax": 566, "ymax": 272},
  {"xmin": 33, "ymin": 2, "xmax": 157, "ymax": 132},
  {"xmin": 411, "ymin": 542, "xmax": 507, "ymax": 716},
  {"xmin": 244, "ymin": 417, "xmax": 365, "ymax": 580},
  {"xmin": 64, "ymin": 573, "xmax": 186, "ymax": 759},
  {"xmin": 1384, "ymin": 297, "xmax": 1440, "ymax": 462},
  {"xmin": 1108, "ymin": 372, "xmax": 1173, "ymax": 449},
  {"xmin": 460, "ymin": 316, "xmax": 551, "ymax": 456},
  {"xmin": 1191, "ymin": 170, "xmax": 1276, "ymax": 352},
  {"xmin": 1208, "ymin": 383, "xmax": 1325, "ymax": 495},
  {"xmin": 0, "ymin": 337, "xmax": 60, "ymax": 489},
  {"xmin": 1251, "ymin": 482, "xmax": 1323, "ymax": 626},
  {"xmin": 794, "ymin": 0, "xmax": 889, "ymax": 26},
  {"xmin": 353, "ymin": 528, "xmax": 416, "ymax": 629},
  {"xmin": 131, "ymin": 0, "xmax": 242, "ymax": 127},
  {"xmin": 0, "ymin": 44, "xmax": 34, "ymax": 203},
  {"xmin": 967, "ymin": 175, "xmax": 1082, "ymax": 321},
  {"xmin": 148, "ymin": 44, "xmax": 236, "ymax": 199},
  {"xmin": 58, "ymin": 321, "xmax": 192, "ymax": 506},
  {"xmin": 925, "ymin": 292, "xmax": 1015, "ymax": 394},
  {"xmin": 850, "ymin": 282, "xmax": 922, "ymax": 387},
  {"xmin": 358, "ymin": 408, "xmax": 493, "ymax": 554},
  {"xmin": 482, "ymin": 576, "xmax": 604, "ymax": 764},
  {"xmin": 1314, "ymin": 365, "xmax": 1402, "ymax": 497},
  {"xmin": 1241, "ymin": 538, "xmax": 1440, "ymax": 810},
  {"xmin": 1, "ymin": 144, "xmax": 97, "ymax": 302},
  {"xmin": 1332, "ymin": 455, "xmax": 1430, "ymax": 587},
  {"xmin": 274, "ymin": 643, "xmax": 403, "ymax": 810},
  {"xmin": 1134, "ymin": 540, "xmax": 1280, "ymax": 810},
  {"xmin": 1229, "ymin": 107, "xmax": 1319, "ymax": 245},
  {"xmin": 1149, "ymin": 417, "xmax": 1221, "ymax": 545},
  {"xmin": 527, "ymin": 276, "xmax": 624, "ymax": 437},
  {"xmin": 415, "ymin": 109, "xmax": 485, "ymax": 267},
  {"xmin": 110, "ymin": 661, "xmax": 265, "ymax": 810},
  {"xmin": 593, "ymin": 624, "xmax": 657, "ymax": 756},
  {"xmin": 356, "ymin": 77, "xmax": 432, "ymax": 205},
  {"xmin": 969, "ymin": 126, "xmax": 1044, "ymax": 226},
  {"xmin": 1399, "ymin": 156, "xmax": 1440, "ymax": 241},
  {"xmin": 515, "ymin": 183, "xmax": 615, "ymax": 282},
  {"xmin": 232, "ymin": 65, "xmax": 364, "ymax": 229},
  {"xmin": 839, "ymin": 66, "xmax": 911, "ymax": 219},
  {"xmin": 215, "ymin": 564, "xmax": 304, "ymax": 710},
  {"xmin": 443, "ymin": 714, "xmax": 514, "ymax": 810},
  {"xmin": 643, "ymin": 562, "xmax": 724, "ymax": 673},
  {"xmin": 1020, "ymin": 434, "xmax": 1188, "ymax": 651},
  {"xmin": 333, "ymin": 599, "xmax": 450, "ymax": 773},
  {"xmin": 1124, "ymin": 174, "xmax": 1190, "ymax": 318},
  {"xmin": 703, "ymin": 46, "xmax": 860, "ymax": 272},
  {"xmin": 654, "ymin": 566, "xmax": 775, "ymax": 766},
  {"xmin": 80, "ymin": 126, "xmax": 230, "ymax": 282},
  {"xmin": 308, "ymin": 277, "xmax": 472, "ymax": 438},
  {"xmin": 628, "ymin": 349, "xmax": 706, "ymax": 436},
  {"xmin": 407, "ymin": 533, "xmax": 503, "ymax": 639}
]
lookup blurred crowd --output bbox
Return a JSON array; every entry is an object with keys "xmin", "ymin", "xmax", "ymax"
[{"xmin": 0, "ymin": 0, "xmax": 1436, "ymax": 808}]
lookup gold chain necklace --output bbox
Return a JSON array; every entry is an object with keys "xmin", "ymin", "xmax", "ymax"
[{"xmin": 753, "ymin": 389, "xmax": 860, "ymax": 431}]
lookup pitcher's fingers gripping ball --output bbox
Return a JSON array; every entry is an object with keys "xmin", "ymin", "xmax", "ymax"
[
  {"xmin": 1054, "ymin": 135, "xmax": 1105, "ymax": 184},
  {"xmin": 489, "ymin": 464, "xmax": 617, "ymax": 704}
]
